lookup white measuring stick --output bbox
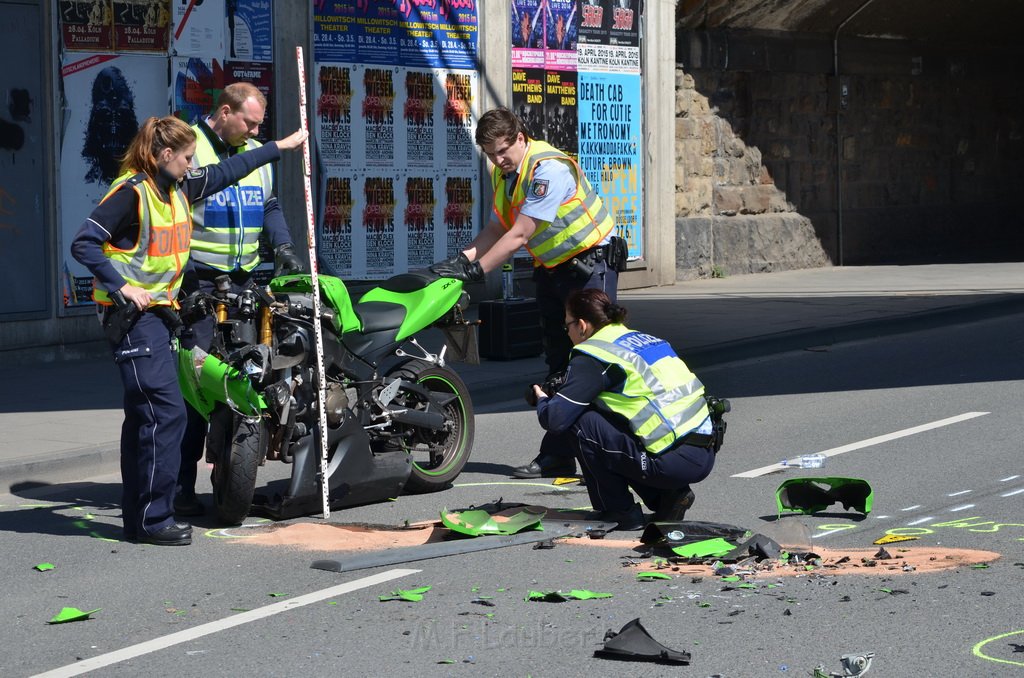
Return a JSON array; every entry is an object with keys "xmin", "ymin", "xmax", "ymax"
[{"xmin": 295, "ymin": 46, "xmax": 331, "ymax": 520}]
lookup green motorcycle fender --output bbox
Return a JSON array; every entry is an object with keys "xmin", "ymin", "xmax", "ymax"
[{"xmin": 177, "ymin": 346, "xmax": 265, "ymax": 420}]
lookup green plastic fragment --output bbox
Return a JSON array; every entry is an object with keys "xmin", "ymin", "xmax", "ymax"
[
  {"xmin": 721, "ymin": 575, "xmax": 740, "ymax": 582},
  {"xmin": 636, "ymin": 571, "xmax": 672, "ymax": 581},
  {"xmin": 775, "ymin": 477, "xmax": 873, "ymax": 515},
  {"xmin": 697, "ymin": 601, "xmax": 711, "ymax": 608},
  {"xmin": 671, "ymin": 537, "xmax": 735, "ymax": 558},
  {"xmin": 879, "ymin": 587, "xmax": 892, "ymax": 593},
  {"xmin": 438, "ymin": 659, "xmax": 456, "ymax": 664},
  {"xmin": 737, "ymin": 583, "xmax": 757, "ymax": 589},
  {"xmin": 440, "ymin": 507, "xmax": 545, "ymax": 536},
  {"xmin": 48, "ymin": 607, "xmax": 100, "ymax": 624},
  {"xmin": 972, "ymin": 563, "xmax": 990, "ymax": 569},
  {"xmin": 380, "ymin": 585, "xmax": 432, "ymax": 602},
  {"xmin": 525, "ymin": 590, "xmax": 611, "ymax": 602},
  {"xmin": 34, "ymin": 563, "xmax": 55, "ymax": 572}
]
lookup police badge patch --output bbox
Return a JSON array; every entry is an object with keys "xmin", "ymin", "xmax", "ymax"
[
  {"xmin": 530, "ymin": 179, "xmax": 549, "ymax": 197},
  {"xmin": 186, "ymin": 168, "xmax": 206, "ymax": 180}
]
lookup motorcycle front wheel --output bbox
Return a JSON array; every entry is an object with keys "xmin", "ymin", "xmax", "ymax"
[
  {"xmin": 387, "ymin": 363, "xmax": 475, "ymax": 493},
  {"xmin": 207, "ymin": 406, "xmax": 265, "ymax": 525}
]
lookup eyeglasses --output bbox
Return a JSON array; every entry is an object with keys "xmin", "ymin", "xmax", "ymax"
[{"xmin": 563, "ymin": 318, "xmax": 579, "ymax": 332}]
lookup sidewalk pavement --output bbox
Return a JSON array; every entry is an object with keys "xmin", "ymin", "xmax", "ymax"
[{"xmin": 3, "ymin": 263, "xmax": 1023, "ymax": 492}]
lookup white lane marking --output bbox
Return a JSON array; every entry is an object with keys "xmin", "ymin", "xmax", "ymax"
[
  {"xmin": 811, "ymin": 527, "xmax": 850, "ymax": 539},
  {"xmin": 732, "ymin": 412, "xmax": 990, "ymax": 478},
  {"xmin": 874, "ymin": 515, "xmax": 890, "ymax": 519},
  {"xmin": 32, "ymin": 568, "xmax": 420, "ymax": 678},
  {"xmin": 947, "ymin": 490, "xmax": 972, "ymax": 497},
  {"xmin": 901, "ymin": 505, "xmax": 921, "ymax": 511},
  {"xmin": 907, "ymin": 517, "xmax": 934, "ymax": 526},
  {"xmin": 1000, "ymin": 475, "xmax": 1021, "ymax": 482},
  {"xmin": 1001, "ymin": 488, "xmax": 1024, "ymax": 497},
  {"xmin": 949, "ymin": 504, "xmax": 976, "ymax": 512}
]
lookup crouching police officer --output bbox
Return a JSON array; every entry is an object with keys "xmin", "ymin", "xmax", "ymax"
[{"xmin": 529, "ymin": 289, "xmax": 722, "ymax": 530}]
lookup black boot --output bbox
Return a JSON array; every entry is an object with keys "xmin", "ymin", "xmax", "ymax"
[
  {"xmin": 652, "ymin": 489, "xmax": 695, "ymax": 523},
  {"xmin": 511, "ymin": 455, "xmax": 576, "ymax": 479},
  {"xmin": 599, "ymin": 503, "xmax": 646, "ymax": 531},
  {"xmin": 141, "ymin": 522, "xmax": 193, "ymax": 546}
]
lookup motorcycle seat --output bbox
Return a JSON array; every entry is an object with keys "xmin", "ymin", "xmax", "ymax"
[
  {"xmin": 353, "ymin": 301, "xmax": 407, "ymax": 333},
  {"xmin": 378, "ymin": 271, "xmax": 435, "ymax": 293}
]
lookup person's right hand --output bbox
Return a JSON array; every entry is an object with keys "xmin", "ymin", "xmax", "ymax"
[
  {"xmin": 120, "ymin": 283, "xmax": 152, "ymax": 311},
  {"xmin": 275, "ymin": 128, "xmax": 308, "ymax": 151}
]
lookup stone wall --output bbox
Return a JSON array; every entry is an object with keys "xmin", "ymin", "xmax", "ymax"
[
  {"xmin": 674, "ymin": 29, "xmax": 1024, "ymax": 278},
  {"xmin": 674, "ymin": 64, "xmax": 831, "ymax": 279}
]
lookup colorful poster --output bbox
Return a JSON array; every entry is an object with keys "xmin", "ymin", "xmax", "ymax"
[
  {"xmin": 112, "ymin": 0, "xmax": 171, "ymax": 52},
  {"xmin": 402, "ymin": 69, "xmax": 437, "ymax": 169},
  {"xmin": 442, "ymin": 70, "xmax": 476, "ymax": 167},
  {"xmin": 319, "ymin": 173, "xmax": 354, "ymax": 276},
  {"xmin": 403, "ymin": 175, "xmax": 438, "ymax": 270},
  {"xmin": 544, "ymin": 69, "xmax": 578, "ymax": 157},
  {"xmin": 59, "ymin": 53, "xmax": 169, "ymax": 307},
  {"xmin": 577, "ymin": 71, "xmax": 642, "ymax": 256},
  {"xmin": 225, "ymin": 60, "xmax": 273, "ymax": 142},
  {"xmin": 60, "ymin": 0, "xmax": 114, "ymax": 52},
  {"xmin": 172, "ymin": 56, "xmax": 223, "ymax": 126},
  {"xmin": 227, "ymin": 0, "xmax": 272, "ymax": 62},
  {"xmin": 314, "ymin": 63, "xmax": 355, "ymax": 169},
  {"xmin": 511, "ymin": 67, "xmax": 546, "ymax": 141},
  {"xmin": 608, "ymin": 0, "xmax": 640, "ymax": 47},
  {"xmin": 578, "ymin": 0, "xmax": 610, "ymax": 45},
  {"xmin": 443, "ymin": 174, "xmax": 476, "ymax": 258},
  {"xmin": 315, "ymin": 1, "xmax": 479, "ymax": 69},
  {"xmin": 361, "ymin": 175, "xmax": 397, "ymax": 277},
  {"xmin": 171, "ymin": 0, "xmax": 224, "ymax": 57},
  {"xmin": 511, "ymin": 0, "xmax": 544, "ymax": 68},
  {"xmin": 544, "ymin": 0, "xmax": 578, "ymax": 70},
  {"xmin": 359, "ymin": 66, "xmax": 397, "ymax": 168}
]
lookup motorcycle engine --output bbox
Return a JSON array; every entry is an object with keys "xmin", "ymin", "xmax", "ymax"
[{"xmin": 324, "ymin": 382, "xmax": 349, "ymax": 428}]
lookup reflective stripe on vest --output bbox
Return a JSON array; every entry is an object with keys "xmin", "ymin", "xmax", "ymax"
[
  {"xmin": 574, "ymin": 324, "xmax": 709, "ymax": 454},
  {"xmin": 94, "ymin": 171, "xmax": 191, "ymax": 307},
  {"xmin": 189, "ymin": 127, "xmax": 273, "ymax": 272},
  {"xmin": 492, "ymin": 140, "xmax": 614, "ymax": 267}
]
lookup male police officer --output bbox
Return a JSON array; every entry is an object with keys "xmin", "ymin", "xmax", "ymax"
[
  {"xmin": 431, "ymin": 107, "xmax": 623, "ymax": 479},
  {"xmin": 175, "ymin": 82, "xmax": 303, "ymax": 516}
]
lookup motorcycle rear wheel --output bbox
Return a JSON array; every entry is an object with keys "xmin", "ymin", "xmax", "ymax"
[
  {"xmin": 208, "ymin": 406, "xmax": 265, "ymax": 525},
  {"xmin": 388, "ymin": 363, "xmax": 475, "ymax": 493}
]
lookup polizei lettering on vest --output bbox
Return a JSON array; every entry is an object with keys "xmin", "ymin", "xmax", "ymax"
[{"xmin": 617, "ymin": 332, "xmax": 663, "ymax": 352}]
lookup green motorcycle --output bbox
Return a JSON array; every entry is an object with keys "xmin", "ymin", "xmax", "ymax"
[{"xmin": 177, "ymin": 270, "xmax": 475, "ymax": 524}]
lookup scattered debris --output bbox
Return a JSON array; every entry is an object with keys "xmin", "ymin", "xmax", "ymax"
[
  {"xmin": 441, "ymin": 506, "xmax": 545, "ymax": 536},
  {"xmin": 636, "ymin": 572, "xmax": 672, "ymax": 581},
  {"xmin": 48, "ymin": 607, "xmax": 100, "ymax": 624},
  {"xmin": 533, "ymin": 539, "xmax": 557, "ymax": 549},
  {"xmin": 813, "ymin": 652, "xmax": 875, "ymax": 677},
  {"xmin": 34, "ymin": 563, "xmax": 55, "ymax": 572},
  {"xmin": 873, "ymin": 548, "xmax": 892, "ymax": 560},
  {"xmin": 593, "ymin": 618, "xmax": 691, "ymax": 665},
  {"xmin": 672, "ymin": 537, "xmax": 735, "ymax": 559}
]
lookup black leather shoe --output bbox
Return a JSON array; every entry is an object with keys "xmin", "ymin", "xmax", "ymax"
[
  {"xmin": 652, "ymin": 489, "xmax": 695, "ymax": 523},
  {"xmin": 174, "ymin": 492, "xmax": 205, "ymax": 517},
  {"xmin": 511, "ymin": 457, "xmax": 577, "ymax": 479},
  {"xmin": 141, "ymin": 522, "xmax": 192, "ymax": 546},
  {"xmin": 599, "ymin": 503, "xmax": 646, "ymax": 531}
]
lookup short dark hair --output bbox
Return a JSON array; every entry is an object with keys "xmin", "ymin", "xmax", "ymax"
[
  {"xmin": 566, "ymin": 288, "xmax": 628, "ymax": 331},
  {"xmin": 475, "ymin": 107, "xmax": 529, "ymax": 147}
]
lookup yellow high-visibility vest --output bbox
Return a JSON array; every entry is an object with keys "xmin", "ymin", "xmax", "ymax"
[
  {"xmin": 491, "ymin": 140, "xmax": 613, "ymax": 267},
  {"xmin": 574, "ymin": 324, "xmax": 709, "ymax": 454},
  {"xmin": 93, "ymin": 171, "xmax": 190, "ymax": 308}
]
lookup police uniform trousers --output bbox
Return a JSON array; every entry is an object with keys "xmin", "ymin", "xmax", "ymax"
[
  {"xmin": 111, "ymin": 311, "xmax": 186, "ymax": 538},
  {"xmin": 568, "ymin": 410, "xmax": 715, "ymax": 514},
  {"xmin": 178, "ymin": 272, "xmax": 249, "ymax": 495}
]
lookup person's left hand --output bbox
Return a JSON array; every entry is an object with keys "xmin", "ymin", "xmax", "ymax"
[
  {"xmin": 274, "ymin": 243, "xmax": 304, "ymax": 277},
  {"xmin": 430, "ymin": 252, "xmax": 484, "ymax": 283}
]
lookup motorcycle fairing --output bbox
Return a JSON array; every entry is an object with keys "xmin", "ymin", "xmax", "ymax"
[
  {"xmin": 269, "ymin": 274, "xmax": 362, "ymax": 334},
  {"xmin": 177, "ymin": 346, "xmax": 265, "ymax": 419},
  {"xmin": 357, "ymin": 273, "xmax": 465, "ymax": 342}
]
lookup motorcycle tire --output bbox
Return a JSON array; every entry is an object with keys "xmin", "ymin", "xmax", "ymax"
[
  {"xmin": 207, "ymin": 406, "xmax": 265, "ymax": 525},
  {"xmin": 387, "ymin": 363, "xmax": 475, "ymax": 493}
]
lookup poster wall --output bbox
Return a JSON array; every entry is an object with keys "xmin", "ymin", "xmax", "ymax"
[
  {"xmin": 59, "ymin": 53, "xmax": 169, "ymax": 307},
  {"xmin": 312, "ymin": 1, "xmax": 481, "ymax": 280}
]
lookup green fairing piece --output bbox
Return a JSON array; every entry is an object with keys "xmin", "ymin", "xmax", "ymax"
[
  {"xmin": 441, "ymin": 507, "xmax": 545, "ymax": 537},
  {"xmin": 34, "ymin": 563, "xmax": 55, "ymax": 571},
  {"xmin": 636, "ymin": 572, "xmax": 672, "ymax": 581},
  {"xmin": 48, "ymin": 607, "xmax": 100, "ymax": 624},
  {"xmin": 177, "ymin": 346, "xmax": 265, "ymax": 420},
  {"xmin": 671, "ymin": 537, "xmax": 735, "ymax": 558},
  {"xmin": 525, "ymin": 590, "xmax": 612, "ymax": 601},
  {"xmin": 380, "ymin": 585, "xmax": 432, "ymax": 602},
  {"xmin": 775, "ymin": 477, "xmax": 874, "ymax": 515}
]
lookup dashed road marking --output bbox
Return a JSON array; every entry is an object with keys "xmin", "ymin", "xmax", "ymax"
[
  {"xmin": 948, "ymin": 490, "xmax": 972, "ymax": 496},
  {"xmin": 949, "ymin": 504, "xmax": 976, "ymax": 512}
]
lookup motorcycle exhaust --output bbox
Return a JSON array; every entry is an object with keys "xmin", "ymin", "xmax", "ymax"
[{"xmin": 388, "ymin": 408, "xmax": 445, "ymax": 430}]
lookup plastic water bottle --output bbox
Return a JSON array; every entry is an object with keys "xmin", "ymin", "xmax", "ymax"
[
  {"xmin": 501, "ymin": 262, "xmax": 515, "ymax": 300},
  {"xmin": 782, "ymin": 453, "xmax": 826, "ymax": 469}
]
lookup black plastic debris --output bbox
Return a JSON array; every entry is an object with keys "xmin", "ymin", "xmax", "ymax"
[
  {"xmin": 533, "ymin": 539, "xmax": 557, "ymax": 550},
  {"xmin": 720, "ymin": 534, "xmax": 782, "ymax": 562},
  {"xmin": 640, "ymin": 520, "xmax": 749, "ymax": 546},
  {"xmin": 594, "ymin": 618, "xmax": 691, "ymax": 665},
  {"xmin": 873, "ymin": 547, "xmax": 892, "ymax": 560}
]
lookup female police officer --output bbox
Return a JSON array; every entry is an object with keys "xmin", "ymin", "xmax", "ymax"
[
  {"xmin": 71, "ymin": 116, "xmax": 305, "ymax": 545},
  {"xmin": 530, "ymin": 288, "xmax": 717, "ymax": 530}
]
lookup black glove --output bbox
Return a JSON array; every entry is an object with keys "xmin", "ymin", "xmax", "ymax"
[
  {"xmin": 274, "ymin": 243, "xmax": 304, "ymax": 278},
  {"xmin": 430, "ymin": 252, "xmax": 484, "ymax": 283}
]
